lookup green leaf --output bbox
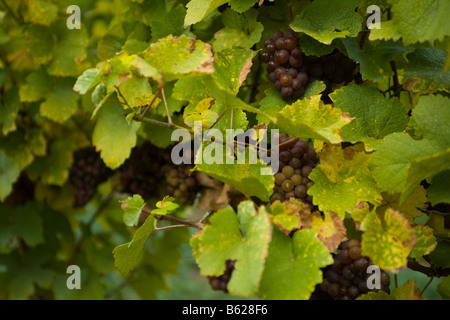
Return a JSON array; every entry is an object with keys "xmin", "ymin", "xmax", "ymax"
[
  {"xmin": 0, "ymin": 88, "xmax": 19, "ymax": 135},
  {"xmin": 308, "ymin": 144, "xmax": 382, "ymax": 218},
  {"xmin": 73, "ymin": 68, "xmax": 103, "ymax": 95},
  {"xmin": 369, "ymin": 133, "xmax": 450, "ymax": 202},
  {"xmin": 409, "ymin": 225, "xmax": 437, "ymax": 258},
  {"xmin": 437, "ymin": 276, "xmax": 450, "ymax": 300},
  {"xmin": 256, "ymin": 88, "xmax": 286, "ymax": 124},
  {"xmin": 196, "ymin": 145, "xmax": 274, "ymax": 202},
  {"xmin": 304, "ymin": 211, "xmax": 347, "ymax": 252},
  {"xmin": 409, "ymin": 95, "xmax": 450, "ymax": 149},
  {"xmin": 275, "ymin": 95, "xmax": 353, "ymax": 144},
  {"xmin": 25, "ymin": 24, "xmax": 54, "ymax": 61},
  {"xmin": 377, "ymin": 185, "xmax": 428, "ymax": 223},
  {"xmin": 370, "ymin": 0, "xmax": 450, "ymax": 45},
  {"xmin": 24, "ymin": 0, "xmax": 58, "ymax": 26},
  {"xmin": 428, "ymin": 170, "xmax": 450, "ymax": 205},
  {"xmin": 19, "ymin": 70, "xmax": 51, "ymax": 102},
  {"xmin": 258, "ymin": 229, "xmax": 333, "ymax": 300},
  {"xmin": 343, "ymin": 38, "xmax": 414, "ymax": 82},
  {"xmin": 40, "ymin": 85, "xmax": 80, "ymax": 123},
  {"xmin": 112, "ymin": 215, "xmax": 156, "ymax": 276},
  {"xmin": 0, "ymin": 150, "xmax": 20, "ymax": 202},
  {"xmin": 358, "ymin": 280, "xmax": 423, "ymax": 300},
  {"xmin": 268, "ymin": 200, "xmax": 304, "ymax": 235},
  {"xmin": 152, "ymin": 196, "xmax": 179, "ymax": 216},
  {"xmin": 26, "ymin": 138, "xmax": 77, "ymax": 186},
  {"xmin": 93, "ymin": 101, "xmax": 139, "ymax": 169},
  {"xmin": 429, "ymin": 241, "xmax": 450, "ymax": 268},
  {"xmin": 48, "ymin": 26, "xmax": 89, "ymax": 77},
  {"xmin": 121, "ymin": 195, "xmax": 146, "ymax": 227},
  {"xmin": 290, "ymin": 0, "xmax": 362, "ymax": 44},
  {"xmin": 401, "ymin": 49, "xmax": 450, "ymax": 94},
  {"xmin": 212, "ymin": 47, "xmax": 255, "ymax": 95},
  {"xmin": 191, "ymin": 202, "xmax": 272, "ymax": 296},
  {"xmin": 229, "ymin": 0, "xmax": 258, "ymax": 13},
  {"xmin": 143, "ymin": 35, "xmax": 214, "ymax": 82},
  {"xmin": 361, "ymin": 209, "xmax": 415, "ymax": 272},
  {"xmin": 212, "ymin": 9, "xmax": 264, "ymax": 51},
  {"xmin": 0, "ymin": 202, "xmax": 44, "ymax": 249},
  {"xmin": 330, "ymin": 85, "xmax": 408, "ymax": 147},
  {"xmin": 184, "ymin": 0, "xmax": 228, "ymax": 27},
  {"xmin": 142, "ymin": 3, "xmax": 187, "ymax": 42}
]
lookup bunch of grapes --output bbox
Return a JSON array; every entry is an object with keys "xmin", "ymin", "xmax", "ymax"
[
  {"xmin": 271, "ymin": 134, "xmax": 317, "ymax": 208},
  {"xmin": 120, "ymin": 141, "xmax": 203, "ymax": 205},
  {"xmin": 119, "ymin": 142, "xmax": 170, "ymax": 200},
  {"xmin": 208, "ymin": 260, "xmax": 235, "ymax": 293},
  {"xmin": 69, "ymin": 147, "xmax": 112, "ymax": 207},
  {"xmin": 4, "ymin": 173, "xmax": 35, "ymax": 207},
  {"xmin": 262, "ymin": 29, "xmax": 361, "ymax": 101},
  {"xmin": 262, "ymin": 29, "xmax": 308, "ymax": 100},
  {"xmin": 162, "ymin": 162, "xmax": 200, "ymax": 206},
  {"xmin": 311, "ymin": 239, "xmax": 391, "ymax": 300}
]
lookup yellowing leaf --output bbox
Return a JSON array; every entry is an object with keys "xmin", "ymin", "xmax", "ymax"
[{"xmin": 361, "ymin": 209, "xmax": 416, "ymax": 272}]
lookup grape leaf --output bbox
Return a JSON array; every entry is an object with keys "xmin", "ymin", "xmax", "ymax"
[
  {"xmin": 24, "ymin": 0, "xmax": 58, "ymax": 26},
  {"xmin": 426, "ymin": 213, "xmax": 450, "ymax": 240},
  {"xmin": 330, "ymin": 84, "xmax": 408, "ymax": 147},
  {"xmin": 184, "ymin": 0, "xmax": 228, "ymax": 27},
  {"xmin": 256, "ymin": 88, "xmax": 286, "ymax": 124},
  {"xmin": 190, "ymin": 202, "xmax": 272, "ymax": 296},
  {"xmin": 152, "ymin": 196, "xmax": 179, "ymax": 216},
  {"xmin": 0, "ymin": 88, "xmax": 19, "ymax": 135},
  {"xmin": 268, "ymin": 200, "xmax": 310, "ymax": 235},
  {"xmin": 369, "ymin": 133, "xmax": 450, "ymax": 202},
  {"xmin": 343, "ymin": 38, "xmax": 414, "ymax": 82},
  {"xmin": 93, "ymin": 101, "xmax": 139, "ymax": 169},
  {"xmin": 376, "ymin": 185, "xmax": 428, "ymax": 223},
  {"xmin": 0, "ymin": 202, "xmax": 44, "ymax": 250},
  {"xmin": 361, "ymin": 209, "xmax": 416, "ymax": 272},
  {"xmin": 370, "ymin": 0, "xmax": 450, "ymax": 45},
  {"xmin": 358, "ymin": 280, "xmax": 423, "ymax": 300},
  {"xmin": 212, "ymin": 47, "xmax": 255, "ymax": 95},
  {"xmin": 142, "ymin": 2, "xmax": 187, "ymax": 42},
  {"xmin": 19, "ymin": 70, "xmax": 51, "ymax": 102},
  {"xmin": 48, "ymin": 25, "xmax": 89, "ymax": 77},
  {"xmin": 258, "ymin": 228, "xmax": 333, "ymax": 300},
  {"xmin": 290, "ymin": 0, "xmax": 362, "ymax": 45},
  {"xmin": 428, "ymin": 170, "xmax": 450, "ymax": 205},
  {"xmin": 73, "ymin": 68, "xmax": 103, "ymax": 95},
  {"xmin": 229, "ymin": 0, "xmax": 258, "ymax": 13},
  {"xmin": 143, "ymin": 35, "xmax": 214, "ymax": 82},
  {"xmin": 40, "ymin": 85, "xmax": 80, "ymax": 123},
  {"xmin": 212, "ymin": 9, "xmax": 263, "ymax": 51},
  {"xmin": 409, "ymin": 225, "xmax": 436, "ymax": 259},
  {"xmin": 429, "ymin": 241, "xmax": 450, "ymax": 268},
  {"xmin": 275, "ymin": 95, "xmax": 353, "ymax": 144},
  {"xmin": 112, "ymin": 215, "xmax": 156, "ymax": 276},
  {"xmin": 400, "ymin": 49, "xmax": 450, "ymax": 94},
  {"xmin": 303, "ymin": 211, "xmax": 347, "ymax": 252},
  {"xmin": 26, "ymin": 138, "xmax": 77, "ymax": 186},
  {"xmin": 121, "ymin": 195, "xmax": 146, "ymax": 227},
  {"xmin": 196, "ymin": 145, "xmax": 274, "ymax": 201},
  {"xmin": 409, "ymin": 94, "xmax": 450, "ymax": 149},
  {"xmin": 437, "ymin": 276, "xmax": 450, "ymax": 300},
  {"xmin": 308, "ymin": 144, "xmax": 382, "ymax": 218}
]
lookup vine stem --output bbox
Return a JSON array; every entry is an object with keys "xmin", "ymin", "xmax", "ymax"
[
  {"xmin": 142, "ymin": 206, "xmax": 203, "ymax": 229},
  {"xmin": 420, "ymin": 276, "xmax": 434, "ymax": 297},
  {"xmin": 161, "ymin": 86, "xmax": 172, "ymax": 124},
  {"xmin": 139, "ymin": 88, "xmax": 162, "ymax": 120}
]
